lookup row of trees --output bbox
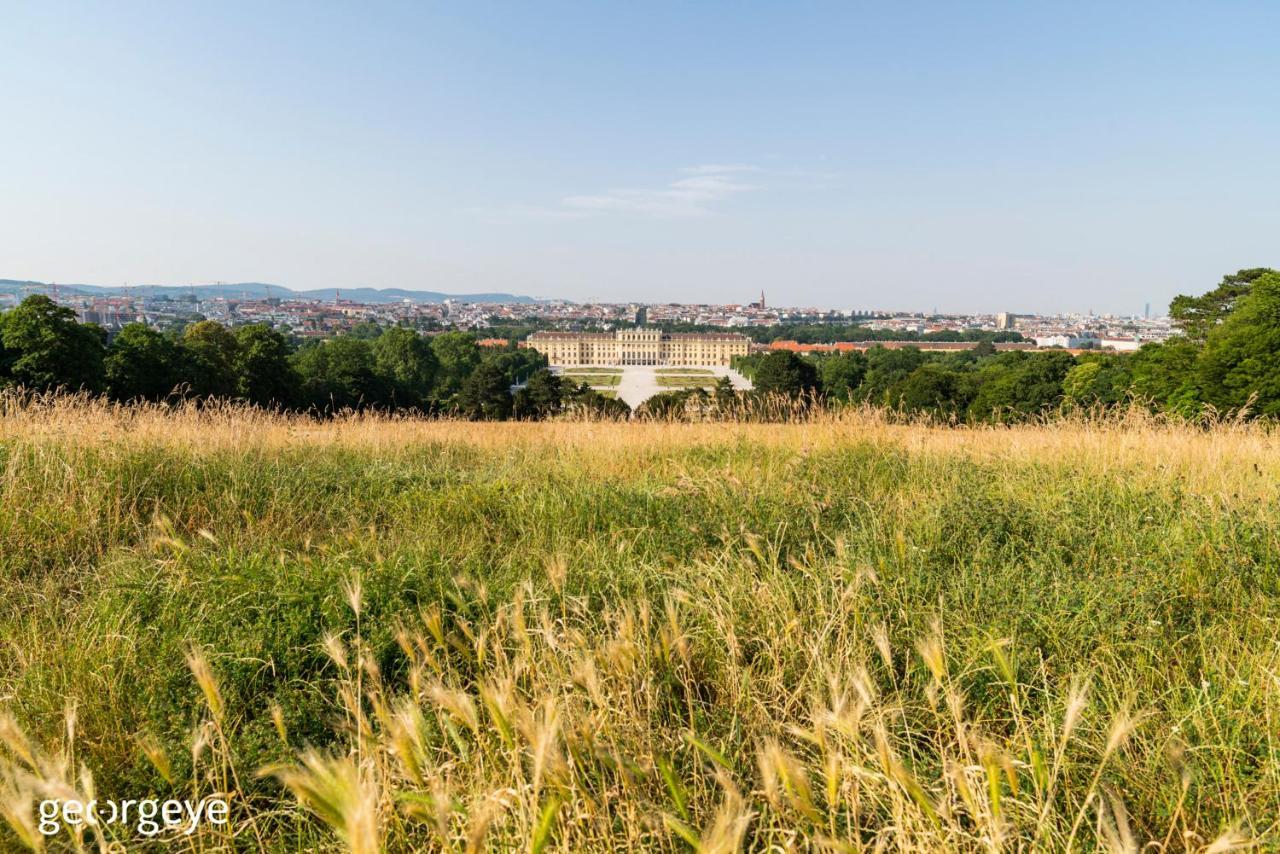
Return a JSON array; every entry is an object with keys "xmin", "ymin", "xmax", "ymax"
[
  {"xmin": 729, "ymin": 268, "xmax": 1280, "ymax": 420},
  {"xmin": 0, "ymin": 297, "xmax": 597, "ymax": 418},
  {"xmin": 734, "ymin": 346, "xmax": 1081, "ymax": 421},
  {"xmin": 735, "ymin": 324, "xmax": 1026, "ymax": 345},
  {"xmin": 633, "ymin": 321, "xmax": 1025, "ymax": 345},
  {"xmin": 469, "ymin": 319, "xmax": 1027, "ymax": 346},
  {"xmin": 3, "ymin": 267, "xmax": 1277, "ymax": 421}
]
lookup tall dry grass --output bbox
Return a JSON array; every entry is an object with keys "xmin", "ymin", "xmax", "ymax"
[{"xmin": 0, "ymin": 392, "xmax": 1277, "ymax": 850}]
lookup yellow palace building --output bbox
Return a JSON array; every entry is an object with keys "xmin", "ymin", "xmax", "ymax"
[{"xmin": 525, "ymin": 328, "xmax": 750, "ymax": 367}]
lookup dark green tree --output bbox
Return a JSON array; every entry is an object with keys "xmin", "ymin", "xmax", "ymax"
[
  {"xmin": 564, "ymin": 383, "xmax": 631, "ymax": 419},
  {"xmin": 513, "ymin": 368, "xmax": 563, "ymax": 419},
  {"xmin": 712, "ymin": 375, "xmax": 736, "ymax": 406},
  {"xmin": 730, "ymin": 353, "xmax": 766, "ymax": 380},
  {"xmin": 234, "ymin": 324, "xmax": 297, "ymax": 407},
  {"xmin": 1195, "ymin": 272, "xmax": 1280, "ymax": 416},
  {"xmin": 1170, "ymin": 268, "xmax": 1276, "ymax": 343},
  {"xmin": 181, "ymin": 320, "xmax": 240, "ymax": 398},
  {"xmin": 430, "ymin": 332, "xmax": 482, "ymax": 400},
  {"xmin": 888, "ymin": 365, "xmax": 966, "ymax": 415},
  {"xmin": 292, "ymin": 337, "xmax": 390, "ymax": 411},
  {"xmin": 485, "ymin": 348, "xmax": 548, "ymax": 386},
  {"xmin": 966, "ymin": 351, "xmax": 1076, "ymax": 421},
  {"xmin": 1061, "ymin": 355, "xmax": 1132, "ymax": 409},
  {"xmin": 346, "ymin": 321, "xmax": 384, "ymax": 340},
  {"xmin": 0, "ymin": 312, "xmax": 9, "ymax": 384},
  {"xmin": 970, "ymin": 340, "xmax": 997, "ymax": 359},
  {"xmin": 372, "ymin": 327, "xmax": 438, "ymax": 408},
  {"xmin": 638, "ymin": 389, "xmax": 694, "ymax": 420},
  {"xmin": 456, "ymin": 360, "xmax": 513, "ymax": 420},
  {"xmin": 0, "ymin": 295, "xmax": 106, "ymax": 392},
  {"xmin": 858, "ymin": 346, "xmax": 927, "ymax": 404},
  {"xmin": 818, "ymin": 351, "xmax": 867, "ymax": 400},
  {"xmin": 105, "ymin": 323, "xmax": 182, "ymax": 401},
  {"xmin": 1127, "ymin": 340, "xmax": 1201, "ymax": 415},
  {"xmin": 752, "ymin": 351, "xmax": 819, "ymax": 397}
]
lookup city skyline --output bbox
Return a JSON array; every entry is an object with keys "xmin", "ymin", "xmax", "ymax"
[
  {"xmin": 2, "ymin": 2, "xmax": 1277, "ymax": 313},
  {"xmin": 0, "ymin": 275, "xmax": 1168, "ymax": 319}
]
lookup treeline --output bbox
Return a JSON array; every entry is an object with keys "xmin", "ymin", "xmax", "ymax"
[
  {"xmin": 732, "ymin": 345, "xmax": 1080, "ymax": 421},
  {"xmin": 4, "ymin": 267, "xmax": 1278, "ymax": 422},
  {"xmin": 727, "ymin": 268, "xmax": 1280, "ymax": 421},
  {"xmin": 0, "ymin": 297, "xmax": 626, "ymax": 419},
  {"xmin": 649, "ymin": 321, "xmax": 1025, "ymax": 344},
  {"xmin": 471, "ymin": 316, "xmax": 1025, "ymax": 345},
  {"xmin": 741, "ymin": 324, "xmax": 1025, "ymax": 344}
]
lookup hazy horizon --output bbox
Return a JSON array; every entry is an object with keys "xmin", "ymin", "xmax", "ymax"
[
  {"xmin": 0, "ymin": 275, "xmax": 1172, "ymax": 317},
  {"xmin": 2, "ymin": 2, "xmax": 1276, "ymax": 314}
]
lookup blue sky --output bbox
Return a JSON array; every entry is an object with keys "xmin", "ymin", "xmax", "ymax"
[{"xmin": 2, "ymin": 1, "xmax": 1277, "ymax": 313}]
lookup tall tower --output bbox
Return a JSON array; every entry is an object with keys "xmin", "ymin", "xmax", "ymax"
[{"xmin": 760, "ymin": 290, "xmax": 766, "ymax": 309}]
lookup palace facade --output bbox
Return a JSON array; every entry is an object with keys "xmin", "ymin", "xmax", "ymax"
[{"xmin": 525, "ymin": 328, "xmax": 750, "ymax": 367}]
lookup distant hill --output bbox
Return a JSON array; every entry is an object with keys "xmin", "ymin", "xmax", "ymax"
[{"xmin": 0, "ymin": 279, "xmax": 542, "ymax": 305}]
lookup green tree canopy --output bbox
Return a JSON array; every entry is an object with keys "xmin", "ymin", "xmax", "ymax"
[
  {"xmin": 292, "ymin": 337, "xmax": 390, "ymax": 411},
  {"xmin": 712, "ymin": 375, "xmax": 735, "ymax": 406},
  {"xmin": 564, "ymin": 383, "xmax": 631, "ymax": 419},
  {"xmin": 181, "ymin": 320, "xmax": 240, "ymax": 398},
  {"xmin": 1195, "ymin": 272, "xmax": 1280, "ymax": 416},
  {"xmin": 965, "ymin": 351, "xmax": 1076, "ymax": 421},
  {"xmin": 234, "ymin": 324, "xmax": 298, "ymax": 407},
  {"xmin": 1062, "ymin": 355, "xmax": 1132, "ymax": 409},
  {"xmin": 858, "ymin": 346, "xmax": 928, "ymax": 404},
  {"xmin": 456, "ymin": 360, "xmax": 513, "ymax": 420},
  {"xmin": 752, "ymin": 351, "xmax": 819, "ymax": 397},
  {"xmin": 0, "ymin": 312, "xmax": 9, "ymax": 383},
  {"xmin": 637, "ymin": 389, "xmax": 694, "ymax": 420},
  {"xmin": 372, "ymin": 327, "xmax": 438, "ymax": 408},
  {"xmin": 346, "ymin": 321, "xmax": 384, "ymax": 340},
  {"xmin": 513, "ymin": 368, "xmax": 563, "ymax": 419},
  {"xmin": 818, "ymin": 351, "xmax": 867, "ymax": 400},
  {"xmin": 888, "ymin": 364, "xmax": 967, "ymax": 415},
  {"xmin": 430, "ymin": 332, "xmax": 482, "ymax": 400},
  {"xmin": 0, "ymin": 295, "xmax": 106, "ymax": 392},
  {"xmin": 1169, "ymin": 268, "xmax": 1276, "ymax": 343},
  {"xmin": 105, "ymin": 323, "xmax": 182, "ymax": 401},
  {"xmin": 485, "ymin": 348, "xmax": 548, "ymax": 386},
  {"xmin": 1126, "ymin": 340, "xmax": 1201, "ymax": 415}
]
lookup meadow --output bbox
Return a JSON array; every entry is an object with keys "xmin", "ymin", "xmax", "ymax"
[
  {"xmin": 656, "ymin": 376, "xmax": 720, "ymax": 389},
  {"xmin": 559, "ymin": 372, "xmax": 623, "ymax": 387},
  {"xmin": 1, "ymin": 394, "xmax": 1277, "ymax": 851}
]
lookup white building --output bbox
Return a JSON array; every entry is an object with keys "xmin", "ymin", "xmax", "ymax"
[{"xmin": 1034, "ymin": 332, "xmax": 1099, "ymax": 349}]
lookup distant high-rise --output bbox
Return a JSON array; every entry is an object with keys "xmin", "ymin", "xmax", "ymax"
[{"xmin": 995, "ymin": 312, "xmax": 1018, "ymax": 330}]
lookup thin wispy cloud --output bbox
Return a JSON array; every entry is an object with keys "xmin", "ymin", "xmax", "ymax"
[
  {"xmin": 486, "ymin": 164, "xmax": 761, "ymax": 222},
  {"xmin": 563, "ymin": 169, "xmax": 757, "ymax": 217},
  {"xmin": 680, "ymin": 163, "xmax": 762, "ymax": 175}
]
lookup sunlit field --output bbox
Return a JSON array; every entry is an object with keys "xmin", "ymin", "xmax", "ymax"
[
  {"xmin": 558, "ymin": 372, "xmax": 623, "ymax": 387},
  {"xmin": 1, "ymin": 394, "xmax": 1278, "ymax": 851}
]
